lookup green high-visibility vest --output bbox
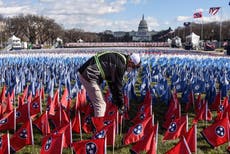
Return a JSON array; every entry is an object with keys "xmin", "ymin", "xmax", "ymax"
[{"xmin": 94, "ymin": 51, "xmax": 126, "ymax": 80}]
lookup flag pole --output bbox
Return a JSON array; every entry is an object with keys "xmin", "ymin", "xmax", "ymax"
[
  {"xmin": 227, "ymin": 112, "xmax": 230, "ymax": 147},
  {"xmin": 195, "ymin": 124, "xmax": 197, "ymax": 154},
  {"xmin": 78, "ymin": 111, "xmax": 83, "ymax": 140},
  {"xmin": 201, "ymin": 15, "xmax": 204, "ymax": 41},
  {"xmin": 14, "ymin": 108, "xmax": 16, "ymax": 132},
  {"xmin": 155, "ymin": 121, "xmax": 159, "ymax": 153},
  {"xmin": 219, "ymin": 7, "xmax": 223, "ymax": 48},
  {"xmin": 205, "ymin": 100, "xmax": 208, "ymax": 128},
  {"xmin": 7, "ymin": 131, "xmax": 10, "ymax": 154},
  {"xmin": 186, "ymin": 113, "xmax": 188, "ymax": 132},
  {"xmin": 70, "ymin": 121, "xmax": 73, "ymax": 154},
  {"xmin": 113, "ymin": 120, "xmax": 116, "ymax": 154},
  {"xmin": 119, "ymin": 114, "xmax": 123, "ymax": 136},
  {"xmin": 152, "ymin": 113, "xmax": 154, "ymax": 125}
]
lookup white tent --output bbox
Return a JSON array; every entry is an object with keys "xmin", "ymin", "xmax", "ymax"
[
  {"xmin": 186, "ymin": 32, "xmax": 200, "ymax": 45},
  {"xmin": 56, "ymin": 37, "xmax": 63, "ymax": 43},
  {"xmin": 6, "ymin": 35, "xmax": 22, "ymax": 50},
  {"xmin": 77, "ymin": 38, "xmax": 84, "ymax": 43},
  {"xmin": 8, "ymin": 35, "xmax": 21, "ymax": 44}
]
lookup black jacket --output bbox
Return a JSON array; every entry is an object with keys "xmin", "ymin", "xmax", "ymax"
[{"xmin": 78, "ymin": 51, "xmax": 128, "ymax": 108}]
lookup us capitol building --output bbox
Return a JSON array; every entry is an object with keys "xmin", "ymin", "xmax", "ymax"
[{"xmin": 105, "ymin": 15, "xmax": 156, "ymax": 42}]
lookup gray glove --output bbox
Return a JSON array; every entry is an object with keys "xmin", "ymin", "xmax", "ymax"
[{"xmin": 118, "ymin": 105, "xmax": 125, "ymax": 115}]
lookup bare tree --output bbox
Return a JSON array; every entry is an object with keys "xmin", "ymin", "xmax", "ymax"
[{"xmin": 5, "ymin": 14, "xmax": 64, "ymax": 45}]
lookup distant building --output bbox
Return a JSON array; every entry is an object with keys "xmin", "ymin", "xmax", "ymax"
[
  {"xmin": 108, "ymin": 14, "xmax": 168, "ymax": 42},
  {"xmin": 113, "ymin": 31, "xmax": 127, "ymax": 38},
  {"xmin": 104, "ymin": 30, "xmax": 113, "ymax": 35},
  {"xmin": 132, "ymin": 15, "xmax": 152, "ymax": 42},
  {"xmin": 132, "ymin": 15, "xmax": 156, "ymax": 42},
  {"xmin": 112, "ymin": 15, "xmax": 156, "ymax": 42}
]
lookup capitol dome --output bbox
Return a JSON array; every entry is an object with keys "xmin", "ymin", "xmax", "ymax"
[{"xmin": 138, "ymin": 15, "xmax": 148, "ymax": 32}]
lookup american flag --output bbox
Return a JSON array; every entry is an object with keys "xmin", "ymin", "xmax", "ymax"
[
  {"xmin": 209, "ymin": 7, "xmax": 220, "ymax": 15},
  {"xmin": 193, "ymin": 12, "xmax": 202, "ymax": 18}
]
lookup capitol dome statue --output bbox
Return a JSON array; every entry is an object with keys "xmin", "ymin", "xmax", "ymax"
[
  {"xmin": 132, "ymin": 14, "xmax": 154, "ymax": 42},
  {"xmin": 138, "ymin": 15, "xmax": 148, "ymax": 32}
]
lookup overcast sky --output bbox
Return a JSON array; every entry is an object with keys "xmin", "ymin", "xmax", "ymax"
[{"xmin": 0, "ymin": 0, "xmax": 230, "ymax": 32}]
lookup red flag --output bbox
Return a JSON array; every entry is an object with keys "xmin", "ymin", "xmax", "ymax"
[
  {"xmin": 165, "ymin": 137, "xmax": 192, "ymax": 154},
  {"xmin": 40, "ymin": 86, "xmax": 45, "ymax": 101},
  {"xmin": 49, "ymin": 89, "xmax": 59, "ymax": 116},
  {"xmin": 60, "ymin": 87, "xmax": 69, "ymax": 109},
  {"xmin": 72, "ymin": 111, "xmax": 82, "ymax": 133},
  {"xmin": 80, "ymin": 104, "xmax": 94, "ymax": 133},
  {"xmin": 0, "ymin": 110, "xmax": 15, "ymax": 131},
  {"xmin": 123, "ymin": 116, "xmax": 152, "ymax": 145},
  {"xmin": 27, "ymin": 92, "xmax": 32, "ymax": 104},
  {"xmin": 17, "ymin": 96, "xmax": 24, "ymax": 108},
  {"xmin": 0, "ymin": 85, "xmax": 6, "ymax": 104},
  {"xmin": 193, "ymin": 101, "xmax": 212, "ymax": 124},
  {"xmin": 10, "ymin": 119, "xmax": 34, "ymax": 152},
  {"xmin": 162, "ymin": 96, "xmax": 180, "ymax": 129},
  {"xmin": 0, "ymin": 133, "xmax": 10, "ymax": 154},
  {"xmin": 223, "ymin": 99, "xmax": 230, "ymax": 120},
  {"xmin": 184, "ymin": 124, "xmax": 197, "ymax": 153},
  {"xmin": 132, "ymin": 89, "xmax": 152, "ymax": 123},
  {"xmin": 40, "ymin": 133, "xmax": 63, "ymax": 154},
  {"xmin": 49, "ymin": 107, "xmax": 70, "ymax": 128},
  {"xmin": 4, "ymin": 93, "xmax": 14, "ymax": 114},
  {"xmin": 75, "ymin": 88, "xmax": 87, "ymax": 111},
  {"xmin": 216, "ymin": 96, "xmax": 229, "ymax": 121},
  {"xmin": 46, "ymin": 96, "xmax": 52, "ymax": 112},
  {"xmin": 163, "ymin": 115, "xmax": 187, "ymax": 141},
  {"xmin": 193, "ymin": 11, "xmax": 202, "ymax": 18},
  {"xmin": 33, "ymin": 111, "xmax": 50, "ymax": 135},
  {"xmin": 0, "ymin": 105, "xmax": 2, "ymax": 119},
  {"xmin": 21, "ymin": 85, "xmax": 28, "ymax": 102},
  {"xmin": 92, "ymin": 119, "xmax": 116, "ymax": 145},
  {"xmin": 131, "ymin": 123, "xmax": 158, "ymax": 154},
  {"xmin": 164, "ymin": 91, "xmax": 180, "ymax": 117},
  {"xmin": 35, "ymin": 89, "xmax": 40, "ymax": 98},
  {"xmin": 210, "ymin": 92, "xmax": 221, "ymax": 111},
  {"xmin": 104, "ymin": 103, "xmax": 119, "ymax": 124},
  {"xmin": 16, "ymin": 103, "xmax": 29, "ymax": 124},
  {"xmin": 201, "ymin": 116, "xmax": 229, "ymax": 147},
  {"xmin": 105, "ymin": 102, "xmax": 118, "ymax": 118},
  {"xmin": 91, "ymin": 115, "xmax": 116, "ymax": 132},
  {"xmin": 30, "ymin": 95, "xmax": 41, "ymax": 116},
  {"xmin": 131, "ymin": 103, "xmax": 152, "ymax": 124},
  {"xmin": 81, "ymin": 114, "xmax": 93, "ymax": 134},
  {"xmin": 72, "ymin": 138, "xmax": 106, "ymax": 154},
  {"xmin": 49, "ymin": 122, "xmax": 72, "ymax": 148}
]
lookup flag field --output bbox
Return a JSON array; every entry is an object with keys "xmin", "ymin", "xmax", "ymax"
[
  {"xmin": 9, "ymin": 91, "xmax": 229, "ymax": 154},
  {"xmin": 0, "ymin": 48, "xmax": 229, "ymax": 153}
]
